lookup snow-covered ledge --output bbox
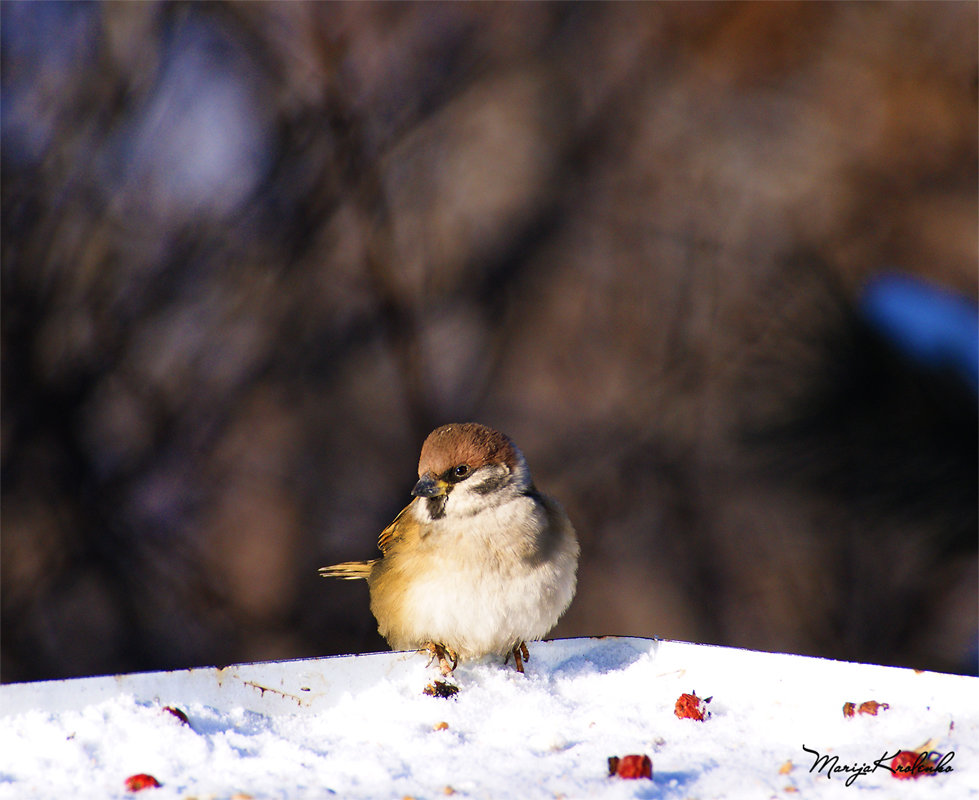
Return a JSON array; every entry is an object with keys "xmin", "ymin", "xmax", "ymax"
[{"xmin": 0, "ymin": 637, "xmax": 974, "ymax": 798}]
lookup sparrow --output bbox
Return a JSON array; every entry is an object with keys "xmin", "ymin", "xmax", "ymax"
[{"xmin": 320, "ymin": 422, "xmax": 579, "ymax": 675}]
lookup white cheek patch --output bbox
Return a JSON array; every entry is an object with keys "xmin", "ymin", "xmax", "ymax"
[
  {"xmin": 469, "ymin": 471, "xmax": 509, "ymax": 496},
  {"xmin": 444, "ymin": 460, "xmax": 530, "ymax": 519}
]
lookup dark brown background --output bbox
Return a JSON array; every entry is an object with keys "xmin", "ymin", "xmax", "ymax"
[{"xmin": 3, "ymin": 1, "xmax": 976, "ymax": 682}]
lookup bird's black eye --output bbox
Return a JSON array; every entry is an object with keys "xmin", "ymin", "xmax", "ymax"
[{"xmin": 453, "ymin": 464, "xmax": 470, "ymax": 479}]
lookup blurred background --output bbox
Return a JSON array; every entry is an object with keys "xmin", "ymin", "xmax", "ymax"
[{"xmin": 2, "ymin": 1, "xmax": 976, "ymax": 682}]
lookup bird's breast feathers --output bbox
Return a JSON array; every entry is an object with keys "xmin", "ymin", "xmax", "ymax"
[{"xmin": 370, "ymin": 492, "xmax": 577, "ymax": 657}]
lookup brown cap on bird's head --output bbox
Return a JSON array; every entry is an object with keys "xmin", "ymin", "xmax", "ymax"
[{"xmin": 417, "ymin": 423, "xmax": 522, "ymax": 478}]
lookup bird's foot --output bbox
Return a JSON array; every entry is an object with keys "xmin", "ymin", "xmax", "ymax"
[
  {"xmin": 505, "ymin": 641, "xmax": 530, "ymax": 673},
  {"xmin": 423, "ymin": 642, "xmax": 458, "ymax": 676}
]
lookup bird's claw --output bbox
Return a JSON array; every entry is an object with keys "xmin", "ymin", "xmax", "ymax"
[
  {"xmin": 424, "ymin": 642, "xmax": 458, "ymax": 676},
  {"xmin": 506, "ymin": 641, "xmax": 530, "ymax": 673}
]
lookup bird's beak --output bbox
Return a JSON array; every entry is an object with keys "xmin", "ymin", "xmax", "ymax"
[{"xmin": 412, "ymin": 473, "xmax": 448, "ymax": 498}]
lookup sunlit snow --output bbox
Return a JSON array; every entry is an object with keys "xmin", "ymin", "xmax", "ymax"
[{"xmin": 1, "ymin": 638, "xmax": 975, "ymax": 798}]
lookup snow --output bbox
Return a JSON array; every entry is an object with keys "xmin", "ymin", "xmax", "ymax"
[{"xmin": 1, "ymin": 637, "xmax": 976, "ymax": 799}]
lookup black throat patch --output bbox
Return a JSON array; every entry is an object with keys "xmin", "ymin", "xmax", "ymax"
[{"xmin": 426, "ymin": 494, "xmax": 448, "ymax": 520}]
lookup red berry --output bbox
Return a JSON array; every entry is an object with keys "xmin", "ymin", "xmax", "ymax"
[
  {"xmin": 125, "ymin": 774, "xmax": 161, "ymax": 791},
  {"xmin": 608, "ymin": 754, "xmax": 653, "ymax": 779},
  {"xmin": 674, "ymin": 692, "xmax": 711, "ymax": 721},
  {"xmin": 889, "ymin": 750, "xmax": 942, "ymax": 780},
  {"xmin": 857, "ymin": 700, "xmax": 888, "ymax": 716}
]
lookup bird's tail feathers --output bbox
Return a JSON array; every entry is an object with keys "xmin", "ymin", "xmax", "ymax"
[{"xmin": 319, "ymin": 560, "xmax": 376, "ymax": 580}]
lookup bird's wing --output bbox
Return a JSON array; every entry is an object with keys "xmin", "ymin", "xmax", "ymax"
[
  {"xmin": 320, "ymin": 500, "xmax": 418, "ymax": 580},
  {"xmin": 377, "ymin": 500, "xmax": 417, "ymax": 555},
  {"xmin": 318, "ymin": 560, "xmax": 375, "ymax": 580}
]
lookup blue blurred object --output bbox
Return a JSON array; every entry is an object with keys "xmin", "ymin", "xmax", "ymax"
[
  {"xmin": 859, "ymin": 272, "xmax": 979, "ymax": 393},
  {"xmin": 0, "ymin": 0, "xmax": 100, "ymax": 168}
]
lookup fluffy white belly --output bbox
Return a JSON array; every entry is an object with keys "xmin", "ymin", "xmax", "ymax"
[
  {"xmin": 369, "ymin": 491, "xmax": 578, "ymax": 660},
  {"xmin": 395, "ymin": 559, "xmax": 570, "ymax": 658}
]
